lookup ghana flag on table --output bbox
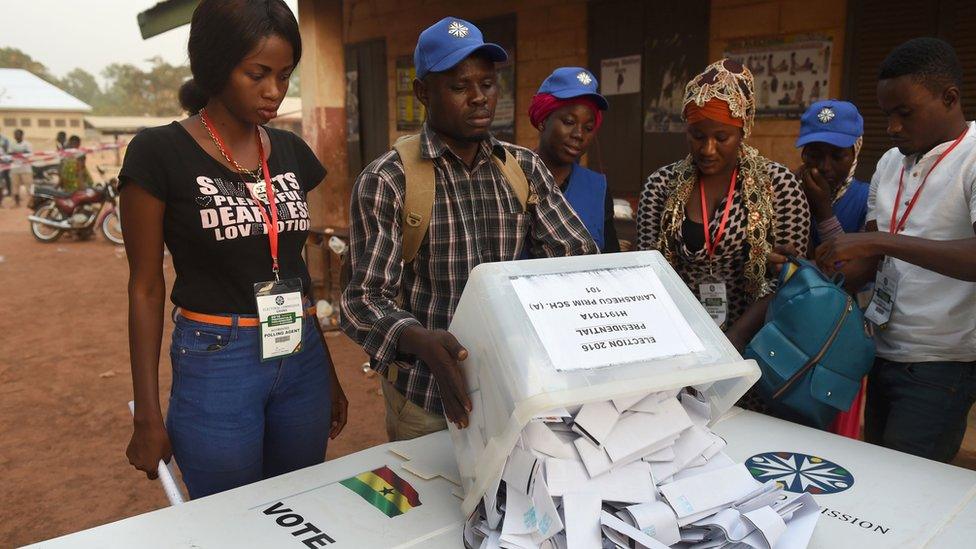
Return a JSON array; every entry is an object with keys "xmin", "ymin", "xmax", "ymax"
[{"xmin": 339, "ymin": 465, "xmax": 422, "ymax": 517}]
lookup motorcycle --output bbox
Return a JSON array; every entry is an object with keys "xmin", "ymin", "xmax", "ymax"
[{"xmin": 28, "ymin": 175, "xmax": 123, "ymax": 245}]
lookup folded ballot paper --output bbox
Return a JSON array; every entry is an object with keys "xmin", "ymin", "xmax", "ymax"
[{"xmin": 463, "ymin": 390, "xmax": 819, "ymax": 549}]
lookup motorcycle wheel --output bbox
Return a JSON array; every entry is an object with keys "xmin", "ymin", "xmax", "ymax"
[
  {"xmin": 30, "ymin": 203, "xmax": 65, "ymax": 243},
  {"xmin": 102, "ymin": 211, "xmax": 124, "ymax": 245}
]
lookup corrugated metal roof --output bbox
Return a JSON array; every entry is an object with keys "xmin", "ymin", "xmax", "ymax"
[
  {"xmin": 0, "ymin": 69, "xmax": 92, "ymax": 112},
  {"xmin": 276, "ymin": 96, "xmax": 302, "ymax": 121},
  {"xmin": 85, "ymin": 115, "xmax": 181, "ymax": 133}
]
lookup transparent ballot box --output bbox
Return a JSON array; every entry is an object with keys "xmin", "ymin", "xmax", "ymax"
[{"xmin": 448, "ymin": 251, "xmax": 760, "ymax": 516}]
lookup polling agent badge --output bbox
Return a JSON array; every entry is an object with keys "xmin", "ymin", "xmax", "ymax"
[
  {"xmin": 448, "ymin": 21, "xmax": 469, "ymax": 38},
  {"xmin": 577, "ymin": 71, "xmax": 593, "ymax": 86},
  {"xmin": 817, "ymin": 107, "xmax": 835, "ymax": 124}
]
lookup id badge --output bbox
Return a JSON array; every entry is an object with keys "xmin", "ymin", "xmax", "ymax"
[
  {"xmin": 699, "ymin": 282, "xmax": 728, "ymax": 328},
  {"xmin": 864, "ymin": 259, "xmax": 898, "ymax": 329},
  {"xmin": 254, "ymin": 278, "xmax": 305, "ymax": 361}
]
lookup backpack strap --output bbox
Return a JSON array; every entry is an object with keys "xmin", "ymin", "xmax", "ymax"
[
  {"xmin": 393, "ymin": 135, "xmax": 435, "ymax": 264},
  {"xmin": 392, "ymin": 135, "xmax": 533, "ymax": 263},
  {"xmin": 491, "ymin": 149, "xmax": 531, "ymax": 212}
]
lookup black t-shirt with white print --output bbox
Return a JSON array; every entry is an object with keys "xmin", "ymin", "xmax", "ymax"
[{"xmin": 119, "ymin": 122, "xmax": 325, "ymax": 314}]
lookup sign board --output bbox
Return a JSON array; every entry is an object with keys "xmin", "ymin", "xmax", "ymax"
[
  {"xmin": 724, "ymin": 36, "xmax": 833, "ymax": 118},
  {"xmin": 510, "ymin": 266, "xmax": 704, "ymax": 371},
  {"xmin": 600, "ymin": 54, "xmax": 641, "ymax": 96}
]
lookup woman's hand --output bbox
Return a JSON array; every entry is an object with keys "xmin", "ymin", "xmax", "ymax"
[
  {"xmin": 126, "ymin": 416, "xmax": 172, "ymax": 480},
  {"xmin": 329, "ymin": 378, "xmax": 348, "ymax": 439}
]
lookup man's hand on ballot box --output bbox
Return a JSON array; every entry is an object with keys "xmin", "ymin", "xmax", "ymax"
[{"xmin": 398, "ymin": 325, "xmax": 472, "ymax": 429}]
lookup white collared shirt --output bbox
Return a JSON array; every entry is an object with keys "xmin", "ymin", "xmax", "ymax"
[{"xmin": 867, "ymin": 121, "xmax": 976, "ymax": 362}]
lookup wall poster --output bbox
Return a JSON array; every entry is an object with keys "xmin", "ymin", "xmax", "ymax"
[{"xmin": 724, "ymin": 35, "xmax": 833, "ymax": 118}]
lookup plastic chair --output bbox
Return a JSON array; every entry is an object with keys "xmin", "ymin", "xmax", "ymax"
[{"xmin": 127, "ymin": 401, "xmax": 186, "ymax": 505}]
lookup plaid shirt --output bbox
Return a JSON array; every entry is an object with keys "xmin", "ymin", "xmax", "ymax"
[{"xmin": 341, "ymin": 125, "xmax": 598, "ymax": 413}]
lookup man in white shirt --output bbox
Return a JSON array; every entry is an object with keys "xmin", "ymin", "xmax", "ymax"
[
  {"xmin": 817, "ymin": 38, "xmax": 976, "ymax": 463},
  {"xmin": 8, "ymin": 129, "xmax": 33, "ymax": 208}
]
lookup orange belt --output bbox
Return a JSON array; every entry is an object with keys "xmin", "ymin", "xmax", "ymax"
[{"xmin": 176, "ymin": 306, "xmax": 317, "ymax": 328}]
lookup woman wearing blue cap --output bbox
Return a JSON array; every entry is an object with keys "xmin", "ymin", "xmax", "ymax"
[
  {"xmin": 795, "ymin": 100, "xmax": 869, "ymax": 249},
  {"xmin": 528, "ymin": 67, "xmax": 618, "ymax": 253}
]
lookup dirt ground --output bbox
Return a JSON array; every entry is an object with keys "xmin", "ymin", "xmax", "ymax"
[
  {"xmin": 1, "ymin": 198, "xmax": 975, "ymax": 547},
  {"xmin": 0, "ymin": 202, "xmax": 386, "ymax": 547}
]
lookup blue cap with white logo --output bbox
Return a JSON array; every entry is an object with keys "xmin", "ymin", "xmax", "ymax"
[
  {"xmin": 538, "ymin": 67, "xmax": 608, "ymax": 110},
  {"xmin": 796, "ymin": 100, "xmax": 864, "ymax": 149},
  {"xmin": 414, "ymin": 17, "xmax": 508, "ymax": 80}
]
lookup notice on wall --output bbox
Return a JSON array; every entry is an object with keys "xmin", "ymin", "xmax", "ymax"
[
  {"xmin": 600, "ymin": 55, "xmax": 641, "ymax": 96},
  {"xmin": 510, "ymin": 266, "xmax": 704, "ymax": 371},
  {"xmin": 396, "ymin": 56, "xmax": 425, "ymax": 131},
  {"xmin": 724, "ymin": 35, "xmax": 833, "ymax": 118}
]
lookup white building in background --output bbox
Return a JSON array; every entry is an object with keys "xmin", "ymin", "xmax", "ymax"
[{"xmin": 0, "ymin": 68, "xmax": 92, "ymax": 150}]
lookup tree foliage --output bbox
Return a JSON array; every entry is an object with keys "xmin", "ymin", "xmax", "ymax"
[{"xmin": 1, "ymin": 48, "xmax": 191, "ymax": 116}]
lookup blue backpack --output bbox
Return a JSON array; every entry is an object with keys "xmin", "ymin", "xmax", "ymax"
[{"xmin": 744, "ymin": 258, "xmax": 875, "ymax": 428}]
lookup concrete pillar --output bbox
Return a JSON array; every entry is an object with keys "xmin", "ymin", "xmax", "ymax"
[{"xmin": 298, "ymin": 0, "xmax": 349, "ymax": 229}]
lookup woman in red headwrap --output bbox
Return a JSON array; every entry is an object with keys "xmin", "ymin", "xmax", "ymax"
[
  {"xmin": 529, "ymin": 67, "xmax": 618, "ymax": 253},
  {"xmin": 637, "ymin": 59, "xmax": 811, "ymax": 356}
]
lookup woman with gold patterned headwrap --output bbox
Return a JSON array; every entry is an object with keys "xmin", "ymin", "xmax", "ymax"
[{"xmin": 637, "ymin": 59, "xmax": 810, "ymax": 351}]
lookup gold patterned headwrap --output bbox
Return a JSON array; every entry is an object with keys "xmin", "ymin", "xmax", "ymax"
[
  {"xmin": 660, "ymin": 59, "xmax": 775, "ymax": 301},
  {"xmin": 681, "ymin": 59, "xmax": 756, "ymax": 138}
]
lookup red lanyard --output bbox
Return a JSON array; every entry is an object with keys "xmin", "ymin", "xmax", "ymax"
[
  {"xmin": 890, "ymin": 127, "xmax": 968, "ymax": 235},
  {"xmin": 699, "ymin": 168, "xmax": 738, "ymax": 258},
  {"xmin": 200, "ymin": 113, "xmax": 280, "ymax": 278}
]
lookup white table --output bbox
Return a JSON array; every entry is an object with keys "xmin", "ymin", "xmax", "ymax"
[{"xmin": 30, "ymin": 410, "xmax": 976, "ymax": 548}]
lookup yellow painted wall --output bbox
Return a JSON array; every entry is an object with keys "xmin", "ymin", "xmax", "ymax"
[{"xmin": 0, "ymin": 110, "xmax": 87, "ymax": 151}]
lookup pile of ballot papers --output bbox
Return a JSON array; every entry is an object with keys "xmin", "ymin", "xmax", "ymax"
[{"xmin": 463, "ymin": 389, "xmax": 820, "ymax": 549}]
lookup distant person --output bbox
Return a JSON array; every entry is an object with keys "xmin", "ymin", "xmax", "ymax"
[
  {"xmin": 59, "ymin": 135, "xmax": 93, "ymax": 192},
  {"xmin": 55, "ymin": 131, "xmax": 67, "ymax": 152},
  {"xmin": 8, "ymin": 129, "xmax": 32, "ymax": 207},
  {"xmin": 0, "ymin": 131, "xmax": 11, "ymax": 207},
  {"xmin": 120, "ymin": 0, "xmax": 347, "ymax": 499},
  {"xmin": 529, "ymin": 67, "xmax": 619, "ymax": 253}
]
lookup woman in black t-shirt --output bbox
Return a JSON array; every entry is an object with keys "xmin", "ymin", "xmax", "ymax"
[{"xmin": 121, "ymin": 0, "xmax": 347, "ymax": 499}]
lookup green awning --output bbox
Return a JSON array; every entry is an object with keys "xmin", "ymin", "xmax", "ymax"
[{"xmin": 137, "ymin": 0, "xmax": 199, "ymax": 39}]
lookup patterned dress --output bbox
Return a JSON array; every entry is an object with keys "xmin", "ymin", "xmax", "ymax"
[{"xmin": 637, "ymin": 158, "xmax": 811, "ymax": 325}]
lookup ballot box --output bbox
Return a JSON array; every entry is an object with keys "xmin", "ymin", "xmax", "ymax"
[{"xmin": 447, "ymin": 251, "xmax": 760, "ymax": 517}]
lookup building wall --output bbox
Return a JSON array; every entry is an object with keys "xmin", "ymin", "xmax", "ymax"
[
  {"xmin": 341, "ymin": 0, "xmax": 846, "ymax": 170},
  {"xmin": 708, "ymin": 0, "xmax": 848, "ymax": 169},
  {"xmin": 343, "ymin": 0, "xmax": 588, "ymax": 150},
  {"xmin": 0, "ymin": 110, "xmax": 88, "ymax": 151}
]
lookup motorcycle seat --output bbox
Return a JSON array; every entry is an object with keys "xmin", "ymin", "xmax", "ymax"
[{"xmin": 33, "ymin": 185, "xmax": 74, "ymax": 199}]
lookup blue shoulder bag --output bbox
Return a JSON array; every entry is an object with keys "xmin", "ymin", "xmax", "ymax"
[{"xmin": 743, "ymin": 257, "xmax": 875, "ymax": 428}]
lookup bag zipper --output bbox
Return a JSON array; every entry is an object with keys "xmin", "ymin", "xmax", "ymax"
[{"xmin": 771, "ymin": 295, "xmax": 854, "ymax": 400}]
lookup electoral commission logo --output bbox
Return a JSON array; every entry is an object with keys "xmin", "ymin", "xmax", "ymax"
[{"xmin": 746, "ymin": 452, "xmax": 854, "ymax": 494}]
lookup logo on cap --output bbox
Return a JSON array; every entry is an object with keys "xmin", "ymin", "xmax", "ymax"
[
  {"xmin": 577, "ymin": 71, "xmax": 593, "ymax": 86},
  {"xmin": 448, "ymin": 21, "xmax": 469, "ymax": 38},
  {"xmin": 817, "ymin": 107, "xmax": 835, "ymax": 124}
]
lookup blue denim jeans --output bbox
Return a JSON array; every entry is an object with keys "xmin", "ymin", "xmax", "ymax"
[
  {"xmin": 865, "ymin": 358, "xmax": 976, "ymax": 463},
  {"xmin": 166, "ymin": 313, "xmax": 332, "ymax": 499}
]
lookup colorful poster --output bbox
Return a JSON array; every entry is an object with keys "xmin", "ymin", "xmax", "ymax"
[
  {"xmin": 395, "ymin": 56, "xmax": 424, "ymax": 131},
  {"xmin": 724, "ymin": 36, "xmax": 832, "ymax": 118}
]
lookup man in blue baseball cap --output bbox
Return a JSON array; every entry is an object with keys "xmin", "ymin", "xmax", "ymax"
[
  {"xmin": 342, "ymin": 17, "xmax": 597, "ymax": 441},
  {"xmin": 794, "ymin": 99, "xmax": 869, "ymax": 248}
]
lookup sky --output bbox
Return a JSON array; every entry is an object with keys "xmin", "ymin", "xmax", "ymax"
[{"xmin": 0, "ymin": 0, "xmax": 299, "ymax": 83}]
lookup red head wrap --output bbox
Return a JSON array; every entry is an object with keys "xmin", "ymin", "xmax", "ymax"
[
  {"xmin": 683, "ymin": 98, "xmax": 744, "ymax": 129},
  {"xmin": 528, "ymin": 93, "xmax": 604, "ymax": 131}
]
